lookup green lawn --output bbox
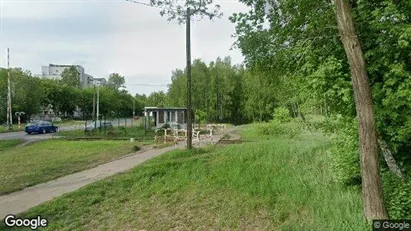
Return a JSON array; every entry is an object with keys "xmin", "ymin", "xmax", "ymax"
[
  {"xmin": 0, "ymin": 126, "xmax": 24, "ymax": 133},
  {"xmin": 57, "ymin": 126, "xmax": 154, "ymax": 140},
  {"xmin": 0, "ymin": 139, "xmax": 24, "ymax": 151},
  {"xmin": 1, "ymin": 123, "xmax": 368, "ymax": 230},
  {"xmin": 0, "ymin": 140, "xmax": 145, "ymax": 195},
  {"xmin": 53, "ymin": 120, "xmax": 86, "ymax": 126}
]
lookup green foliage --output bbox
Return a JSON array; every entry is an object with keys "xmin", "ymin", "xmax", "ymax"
[
  {"xmin": 328, "ymin": 118, "xmax": 361, "ymax": 186},
  {"xmin": 195, "ymin": 109, "xmax": 207, "ymax": 123},
  {"xmin": 257, "ymin": 120, "xmax": 302, "ymax": 139},
  {"xmin": 107, "ymin": 73, "xmax": 126, "ymax": 90},
  {"xmin": 383, "ymin": 174, "xmax": 411, "ymax": 219},
  {"xmin": 60, "ymin": 66, "xmax": 80, "ymax": 88},
  {"xmin": 133, "ymin": 145, "xmax": 141, "ymax": 152},
  {"xmin": 146, "ymin": 91, "xmax": 167, "ymax": 107},
  {"xmin": 273, "ymin": 106, "xmax": 291, "ymax": 122},
  {"xmin": 165, "ymin": 57, "xmax": 249, "ymax": 124},
  {"xmin": 0, "ymin": 68, "xmax": 43, "ymax": 122},
  {"xmin": 149, "ymin": 0, "xmax": 222, "ymax": 24}
]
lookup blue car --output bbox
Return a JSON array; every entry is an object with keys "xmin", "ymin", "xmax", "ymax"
[{"xmin": 25, "ymin": 121, "xmax": 58, "ymax": 134}]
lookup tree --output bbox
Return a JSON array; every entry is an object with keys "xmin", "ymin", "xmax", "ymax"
[
  {"xmin": 76, "ymin": 88, "xmax": 94, "ymax": 119},
  {"xmin": 61, "ymin": 66, "xmax": 80, "ymax": 88},
  {"xmin": 107, "ymin": 73, "xmax": 125, "ymax": 90},
  {"xmin": 148, "ymin": 0, "xmax": 222, "ymax": 149},
  {"xmin": 335, "ymin": 0, "xmax": 388, "ymax": 220},
  {"xmin": 0, "ymin": 68, "xmax": 43, "ymax": 122},
  {"xmin": 146, "ymin": 91, "xmax": 167, "ymax": 107}
]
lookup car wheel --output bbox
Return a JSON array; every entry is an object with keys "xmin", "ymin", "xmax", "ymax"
[
  {"xmin": 42, "ymin": 128, "xmax": 46, "ymax": 134},
  {"xmin": 27, "ymin": 132, "xmax": 32, "ymax": 135}
]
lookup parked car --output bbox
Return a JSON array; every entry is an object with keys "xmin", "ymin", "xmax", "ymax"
[
  {"xmin": 25, "ymin": 121, "xmax": 58, "ymax": 134},
  {"xmin": 85, "ymin": 121, "xmax": 113, "ymax": 131}
]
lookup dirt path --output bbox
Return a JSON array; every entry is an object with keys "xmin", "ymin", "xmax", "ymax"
[{"xmin": 0, "ymin": 131, "xmax": 232, "ymax": 218}]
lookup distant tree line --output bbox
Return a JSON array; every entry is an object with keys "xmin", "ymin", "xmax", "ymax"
[{"xmin": 0, "ymin": 68, "xmax": 141, "ymax": 123}]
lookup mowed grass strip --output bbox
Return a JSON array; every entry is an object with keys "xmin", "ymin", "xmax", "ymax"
[
  {"xmin": 0, "ymin": 139, "xmax": 24, "ymax": 151},
  {"xmin": 1, "ymin": 124, "xmax": 368, "ymax": 230},
  {"xmin": 58, "ymin": 126, "xmax": 154, "ymax": 139},
  {"xmin": 0, "ymin": 140, "xmax": 140, "ymax": 195}
]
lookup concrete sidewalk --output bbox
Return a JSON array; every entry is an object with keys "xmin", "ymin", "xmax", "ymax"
[{"xmin": 0, "ymin": 133, "xmax": 225, "ymax": 218}]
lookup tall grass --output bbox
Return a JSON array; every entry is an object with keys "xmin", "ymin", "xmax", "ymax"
[{"xmin": 1, "ymin": 123, "xmax": 368, "ymax": 230}]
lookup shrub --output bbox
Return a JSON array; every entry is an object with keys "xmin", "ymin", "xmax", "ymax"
[
  {"xmin": 273, "ymin": 106, "xmax": 292, "ymax": 123},
  {"xmin": 257, "ymin": 120, "xmax": 301, "ymax": 138},
  {"xmin": 133, "ymin": 145, "xmax": 141, "ymax": 152},
  {"xmin": 383, "ymin": 174, "xmax": 411, "ymax": 219},
  {"xmin": 316, "ymin": 114, "xmax": 411, "ymax": 218},
  {"xmin": 326, "ymin": 118, "xmax": 361, "ymax": 186}
]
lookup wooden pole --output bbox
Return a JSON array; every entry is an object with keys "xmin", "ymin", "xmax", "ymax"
[{"xmin": 186, "ymin": 8, "xmax": 193, "ymax": 149}]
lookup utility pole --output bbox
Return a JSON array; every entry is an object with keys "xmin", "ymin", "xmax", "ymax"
[
  {"xmin": 96, "ymin": 82, "xmax": 100, "ymax": 123},
  {"xmin": 132, "ymin": 99, "xmax": 135, "ymax": 127},
  {"xmin": 186, "ymin": 7, "xmax": 193, "ymax": 149},
  {"xmin": 215, "ymin": 70, "xmax": 219, "ymax": 122},
  {"xmin": 92, "ymin": 84, "xmax": 96, "ymax": 121},
  {"xmin": 6, "ymin": 48, "xmax": 12, "ymax": 131}
]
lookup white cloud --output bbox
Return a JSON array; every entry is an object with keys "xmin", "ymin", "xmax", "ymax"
[{"xmin": 0, "ymin": 0, "xmax": 250, "ymax": 96}]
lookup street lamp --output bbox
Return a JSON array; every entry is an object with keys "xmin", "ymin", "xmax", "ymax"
[{"xmin": 15, "ymin": 111, "xmax": 25, "ymax": 129}]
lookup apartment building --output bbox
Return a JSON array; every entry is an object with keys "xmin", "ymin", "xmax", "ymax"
[{"xmin": 41, "ymin": 64, "xmax": 105, "ymax": 88}]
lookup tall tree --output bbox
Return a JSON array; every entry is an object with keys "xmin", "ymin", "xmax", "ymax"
[
  {"xmin": 61, "ymin": 66, "xmax": 80, "ymax": 88},
  {"xmin": 335, "ymin": 0, "xmax": 388, "ymax": 220},
  {"xmin": 107, "ymin": 73, "xmax": 126, "ymax": 90},
  {"xmin": 146, "ymin": 91, "xmax": 167, "ymax": 107},
  {"xmin": 148, "ymin": 0, "xmax": 222, "ymax": 149}
]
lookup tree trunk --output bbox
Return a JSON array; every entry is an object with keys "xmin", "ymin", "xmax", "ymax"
[
  {"xmin": 377, "ymin": 136, "xmax": 403, "ymax": 178},
  {"xmin": 334, "ymin": 0, "xmax": 388, "ymax": 221}
]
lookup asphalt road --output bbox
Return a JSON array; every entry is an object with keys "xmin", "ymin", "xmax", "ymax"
[{"xmin": 0, "ymin": 118, "xmax": 135, "ymax": 141}]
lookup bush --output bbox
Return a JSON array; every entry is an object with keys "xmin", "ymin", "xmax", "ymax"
[
  {"xmin": 325, "ymin": 117, "xmax": 361, "ymax": 186},
  {"xmin": 257, "ymin": 120, "xmax": 301, "ymax": 138},
  {"xmin": 133, "ymin": 145, "xmax": 141, "ymax": 152},
  {"xmin": 316, "ymin": 114, "xmax": 411, "ymax": 218},
  {"xmin": 273, "ymin": 106, "xmax": 291, "ymax": 123},
  {"xmin": 383, "ymin": 174, "xmax": 411, "ymax": 219}
]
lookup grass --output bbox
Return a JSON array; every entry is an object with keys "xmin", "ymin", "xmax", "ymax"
[
  {"xmin": 1, "ymin": 122, "xmax": 368, "ymax": 230},
  {"xmin": 0, "ymin": 139, "xmax": 24, "ymax": 151},
  {"xmin": 53, "ymin": 120, "xmax": 86, "ymax": 126},
  {"xmin": 0, "ymin": 126, "xmax": 24, "ymax": 133},
  {"xmin": 0, "ymin": 140, "xmax": 146, "ymax": 195},
  {"xmin": 57, "ymin": 126, "xmax": 154, "ymax": 140}
]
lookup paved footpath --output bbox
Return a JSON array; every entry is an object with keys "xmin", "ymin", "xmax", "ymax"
[{"xmin": 0, "ymin": 132, "xmax": 228, "ymax": 218}]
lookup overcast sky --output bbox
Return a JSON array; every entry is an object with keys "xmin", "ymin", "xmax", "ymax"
[{"xmin": 0, "ymin": 0, "xmax": 249, "ymax": 95}]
